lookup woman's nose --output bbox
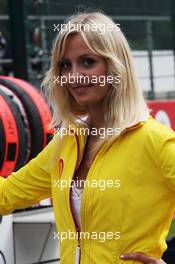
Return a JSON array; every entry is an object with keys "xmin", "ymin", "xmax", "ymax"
[
  {"xmin": 69, "ymin": 65, "xmax": 80, "ymax": 78},
  {"xmin": 69, "ymin": 66, "xmax": 84, "ymax": 84}
]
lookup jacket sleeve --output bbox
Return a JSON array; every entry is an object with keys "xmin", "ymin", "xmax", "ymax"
[
  {"xmin": 159, "ymin": 130, "xmax": 175, "ymax": 193},
  {"xmin": 0, "ymin": 133, "xmax": 59, "ymax": 215}
]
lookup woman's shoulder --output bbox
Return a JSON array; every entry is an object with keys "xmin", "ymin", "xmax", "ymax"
[
  {"xmin": 134, "ymin": 115, "xmax": 175, "ymax": 150},
  {"xmin": 142, "ymin": 115, "xmax": 175, "ymax": 139}
]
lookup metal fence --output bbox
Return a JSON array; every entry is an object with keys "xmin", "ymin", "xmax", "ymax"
[{"xmin": 0, "ymin": 14, "xmax": 175, "ymax": 98}]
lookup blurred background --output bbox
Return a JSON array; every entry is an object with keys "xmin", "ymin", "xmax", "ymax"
[
  {"xmin": 0, "ymin": 1, "xmax": 175, "ymax": 264},
  {"xmin": 0, "ymin": 0, "xmax": 175, "ymax": 99}
]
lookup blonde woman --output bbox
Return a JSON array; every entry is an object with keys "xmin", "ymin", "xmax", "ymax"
[{"xmin": 0, "ymin": 12, "xmax": 173, "ymax": 264}]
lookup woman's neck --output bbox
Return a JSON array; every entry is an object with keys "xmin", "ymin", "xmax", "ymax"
[{"xmin": 88, "ymin": 103, "xmax": 105, "ymax": 130}]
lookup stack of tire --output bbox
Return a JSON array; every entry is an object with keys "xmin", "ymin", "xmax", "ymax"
[{"xmin": 0, "ymin": 76, "xmax": 54, "ymax": 178}]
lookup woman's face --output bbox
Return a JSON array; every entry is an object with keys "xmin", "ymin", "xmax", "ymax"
[{"xmin": 59, "ymin": 33, "xmax": 111, "ymax": 106}]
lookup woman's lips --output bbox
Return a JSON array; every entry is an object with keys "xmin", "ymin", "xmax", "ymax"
[{"xmin": 72, "ymin": 84, "xmax": 94, "ymax": 95}]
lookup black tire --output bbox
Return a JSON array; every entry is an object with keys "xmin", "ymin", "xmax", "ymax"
[
  {"xmin": 0, "ymin": 77, "xmax": 44, "ymax": 159},
  {"xmin": 0, "ymin": 84, "xmax": 30, "ymax": 169},
  {"xmin": 0, "ymin": 89, "xmax": 27, "ymax": 174},
  {"xmin": 0, "ymin": 114, "xmax": 5, "ymax": 171}
]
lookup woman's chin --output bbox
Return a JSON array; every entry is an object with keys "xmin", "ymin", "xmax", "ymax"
[
  {"xmin": 74, "ymin": 95, "xmax": 93, "ymax": 106},
  {"xmin": 75, "ymin": 98, "xmax": 90, "ymax": 106}
]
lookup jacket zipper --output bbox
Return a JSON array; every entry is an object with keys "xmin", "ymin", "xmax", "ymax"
[
  {"xmin": 73, "ymin": 132, "xmax": 100, "ymax": 264},
  {"xmin": 70, "ymin": 133, "xmax": 84, "ymax": 264},
  {"xmin": 75, "ymin": 133, "xmax": 88, "ymax": 170},
  {"xmin": 73, "ymin": 132, "xmax": 107, "ymax": 263}
]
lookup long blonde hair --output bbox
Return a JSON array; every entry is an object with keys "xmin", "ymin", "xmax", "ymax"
[{"xmin": 42, "ymin": 11, "xmax": 150, "ymax": 152}]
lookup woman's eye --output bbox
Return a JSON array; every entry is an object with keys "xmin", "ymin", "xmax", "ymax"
[
  {"xmin": 59, "ymin": 61, "xmax": 71, "ymax": 70},
  {"xmin": 82, "ymin": 58, "xmax": 95, "ymax": 67}
]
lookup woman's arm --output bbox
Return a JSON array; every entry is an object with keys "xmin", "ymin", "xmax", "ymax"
[
  {"xmin": 119, "ymin": 129, "xmax": 175, "ymax": 264},
  {"xmin": 0, "ymin": 133, "xmax": 59, "ymax": 215},
  {"xmin": 120, "ymin": 253, "xmax": 166, "ymax": 263},
  {"xmin": 158, "ymin": 131, "xmax": 175, "ymax": 192}
]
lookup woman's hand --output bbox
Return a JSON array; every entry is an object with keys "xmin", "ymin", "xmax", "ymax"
[{"xmin": 120, "ymin": 253, "xmax": 166, "ymax": 263}]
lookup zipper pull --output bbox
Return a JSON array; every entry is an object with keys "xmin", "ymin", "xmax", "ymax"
[{"xmin": 75, "ymin": 239, "xmax": 81, "ymax": 264}]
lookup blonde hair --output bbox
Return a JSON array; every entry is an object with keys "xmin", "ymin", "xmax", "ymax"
[{"xmin": 42, "ymin": 11, "xmax": 150, "ymax": 153}]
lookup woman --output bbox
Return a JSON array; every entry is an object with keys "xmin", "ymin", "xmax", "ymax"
[{"xmin": 0, "ymin": 12, "xmax": 172, "ymax": 264}]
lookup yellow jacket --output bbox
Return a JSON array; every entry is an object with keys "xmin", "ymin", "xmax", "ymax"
[{"xmin": 0, "ymin": 115, "xmax": 175, "ymax": 264}]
